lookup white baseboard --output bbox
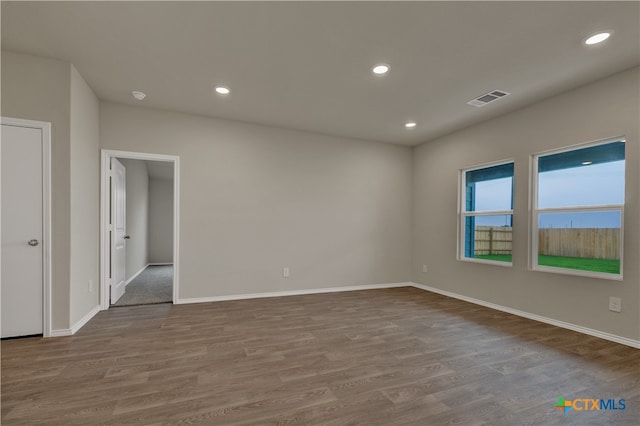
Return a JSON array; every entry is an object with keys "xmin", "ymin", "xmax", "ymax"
[
  {"xmin": 148, "ymin": 262, "xmax": 173, "ymax": 266},
  {"xmin": 49, "ymin": 280, "xmax": 639, "ymax": 349},
  {"xmin": 126, "ymin": 264, "xmax": 149, "ymax": 286},
  {"xmin": 49, "ymin": 304, "xmax": 100, "ymax": 337},
  {"xmin": 410, "ymin": 282, "xmax": 640, "ymax": 349},
  {"xmin": 70, "ymin": 305, "xmax": 101, "ymax": 335},
  {"xmin": 48, "ymin": 328, "xmax": 72, "ymax": 337},
  {"xmin": 176, "ymin": 282, "xmax": 412, "ymax": 305}
]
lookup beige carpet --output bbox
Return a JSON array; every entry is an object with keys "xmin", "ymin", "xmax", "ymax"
[{"xmin": 112, "ymin": 265, "xmax": 173, "ymax": 306}]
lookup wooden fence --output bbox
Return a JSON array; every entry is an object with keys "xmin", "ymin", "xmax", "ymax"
[
  {"xmin": 538, "ymin": 228, "xmax": 620, "ymax": 260},
  {"xmin": 473, "ymin": 226, "xmax": 620, "ymax": 260},
  {"xmin": 474, "ymin": 226, "xmax": 512, "ymax": 256}
]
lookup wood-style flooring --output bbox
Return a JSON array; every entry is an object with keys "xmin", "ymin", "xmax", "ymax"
[{"xmin": 2, "ymin": 287, "xmax": 638, "ymax": 425}]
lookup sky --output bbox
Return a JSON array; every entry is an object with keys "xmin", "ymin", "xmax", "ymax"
[{"xmin": 470, "ymin": 161, "xmax": 624, "ymax": 228}]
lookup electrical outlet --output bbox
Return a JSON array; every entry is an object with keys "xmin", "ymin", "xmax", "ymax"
[
  {"xmin": 422, "ymin": 264, "xmax": 428, "ymax": 273},
  {"xmin": 89, "ymin": 280, "xmax": 93, "ymax": 292},
  {"xmin": 609, "ymin": 297, "xmax": 621, "ymax": 313},
  {"xmin": 283, "ymin": 267, "xmax": 290, "ymax": 278}
]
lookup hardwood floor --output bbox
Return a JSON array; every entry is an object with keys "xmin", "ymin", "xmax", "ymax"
[{"xmin": 2, "ymin": 287, "xmax": 638, "ymax": 425}]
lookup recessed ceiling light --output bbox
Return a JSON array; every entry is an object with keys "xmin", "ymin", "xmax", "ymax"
[
  {"xmin": 215, "ymin": 86, "xmax": 230, "ymax": 95},
  {"xmin": 585, "ymin": 32, "xmax": 610, "ymax": 45},
  {"xmin": 372, "ymin": 64, "xmax": 390, "ymax": 75},
  {"xmin": 405, "ymin": 121, "xmax": 417, "ymax": 128},
  {"xmin": 581, "ymin": 161, "xmax": 593, "ymax": 165},
  {"xmin": 131, "ymin": 91, "xmax": 146, "ymax": 101}
]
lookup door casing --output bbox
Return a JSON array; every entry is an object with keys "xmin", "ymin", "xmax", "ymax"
[
  {"xmin": 100, "ymin": 150, "xmax": 180, "ymax": 310},
  {"xmin": 0, "ymin": 117, "xmax": 52, "ymax": 337}
]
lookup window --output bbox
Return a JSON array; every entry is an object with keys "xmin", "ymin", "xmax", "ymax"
[
  {"xmin": 532, "ymin": 139, "xmax": 625, "ymax": 279},
  {"xmin": 459, "ymin": 161, "xmax": 514, "ymax": 265}
]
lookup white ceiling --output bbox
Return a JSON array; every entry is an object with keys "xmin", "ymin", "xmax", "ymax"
[{"xmin": 2, "ymin": 2, "xmax": 638, "ymax": 146}]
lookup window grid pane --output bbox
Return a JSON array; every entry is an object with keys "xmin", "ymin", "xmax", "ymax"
[
  {"xmin": 460, "ymin": 161, "xmax": 514, "ymax": 264},
  {"xmin": 538, "ymin": 160, "xmax": 625, "ymax": 208},
  {"xmin": 464, "ymin": 215, "xmax": 513, "ymax": 262},
  {"xmin": 533, "ymin": 140, "xmax": 624, "ymax": 277},
  {"xmin": 465, "ymin": 163, "xmax": 514, "ymax": 212}
]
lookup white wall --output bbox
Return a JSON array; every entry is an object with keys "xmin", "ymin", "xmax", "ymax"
[
  {"xmin": 100, "ymin": 103, "xmax": 413, "ymax": 299},
  {"xmin": 69, "ymin": 65, "xmax": 100, "ymax": 325},
  {"xmin": 2, "ymin": 52, "xmax": 101, "ymax": 330},
  {"xmin": 2, "ymin": 51, "xmax": 72, "ymax": 330},
  {"xmin": 413, "ymin": 67, "xmax": 639, "ymax": 342},
  {"xmin": 148, "ymin": 178, "xmax": 173, "ymax": 264},
  {"xmin": 119, "ymin": 159, "xmax": 149, "ymax": 281}
]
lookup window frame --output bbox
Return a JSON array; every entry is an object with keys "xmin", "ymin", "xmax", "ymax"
[
  {"xmin": 529, "ymin": 137, "xmax": 625, "ymax": 280},
  {"xmin": 458, "ymin": 159, "xmax": 515, "ymax": 267}
]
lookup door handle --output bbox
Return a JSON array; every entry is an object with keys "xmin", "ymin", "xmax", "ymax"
[
  {"xmin": 28, "ymin": 239, "xmax": 39, "ymax": 246},
  {"xmin": 124, "ymin": 235, "xmax": 131, "ymax": 240}
]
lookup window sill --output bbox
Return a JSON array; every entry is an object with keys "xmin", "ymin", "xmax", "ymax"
[
  {"xmin": 458, "ymin": 257, "xmax": 513, "ymax": 268},
  {"xmin": 531, "ymin": 265, "xmax": 623, "ymax": 281}
]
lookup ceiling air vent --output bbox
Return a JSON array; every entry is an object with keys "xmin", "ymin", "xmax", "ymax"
[{"xmin": 466, "ymin": 90, "xmax": 510, "ymax": 107}]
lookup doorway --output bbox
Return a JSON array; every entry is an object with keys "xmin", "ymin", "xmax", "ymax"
[
  {"xmin": 100, "ymin": 150, "xmax": 179, "ymax": 310},
  {"xmin": 1, "ymin": 117, "xmax": 52, "ymax": 338},
  {"xmin": 111, "ymin": 158, "xmax": 174, "ymax": 306}
]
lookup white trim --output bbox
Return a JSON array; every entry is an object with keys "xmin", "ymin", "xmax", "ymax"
[
  {"xmin": 0, "ymin": 117, "xmax": 52, "ymax": 338},
  {"xmin": 125, "ymin": 264, "xmax": 149, "ymax": 286},
  {"xmin": 176, "ymin": 282, "xmax": 412, "ymax": 305},
  {"xmin": 100, "ymin": 151, "xmax": 109, "ymax": 309},
  {"xmin": 533, "ymin": 204, "xmax": 624, "ymax": 214},
  {"xmin": 48, "ymin": 328, "xmax": 72, "ymax": 337},
  {"xmin": 49, "ymin": 281, "xmax": 640, "ymax": 349},
  {"xmin": 148, "ymin": 262, "xmax": 173, "ymax": 266},
  {"xmin": 532, "ymin": 264, "xmax": 623, "ymax": 281},
  {"xmin": 173, "ymin": 158, "xmax": 180, "ymax": 303},
  {"xmin": 410, "ymin": 282, "xmax": 640, "ymax": 349},
  {"xmin": 532, "ymin": 135, "xmax": 626, "ymax": 157},
  {"xmin": 100, "ymin": 150, "xmax": 180, "ymax": 310},
  {"xmin": 461, "ymin": 157, "xmax": 516, "ymax": 174},
  {"xmin": 461, "ymin": 209, "xmax": 514, "ymax": 217},
  {"xmin": 527, "ymin": 153, "xmax": 535, "ymax": 271},
  {"xmin": 69, "ymin": 305, "xmax": 100, "ymax": 335},
  {"xmin": 102, "ymin": 149, "xmax": 179, "ymax": 163},
  {"xmin": 531, "ymin": 147, "xmax": 539, "ymax": 271},
  {"xmin": 458, "ymin": 257, "xmax": 512, "ymax": 267}
]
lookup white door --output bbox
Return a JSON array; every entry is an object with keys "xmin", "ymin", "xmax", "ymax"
[
  {"xmin": 110, "ymin": 158, "xmax": 127, "ymax": 303},
  {"xmin": 1, "ymin": 123, "xmax": 44, "ymax": 337}
]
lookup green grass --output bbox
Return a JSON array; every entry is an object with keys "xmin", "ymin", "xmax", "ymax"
[
  {"xmin": 538, "ymin": 255, "xmax": 619, "ymax": 274},
  {"xmin": 474, "ymin": 254, "xmax": 620, "ymax": 274}
]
